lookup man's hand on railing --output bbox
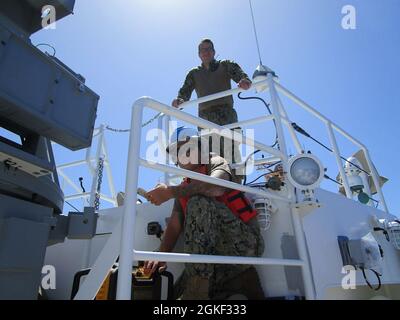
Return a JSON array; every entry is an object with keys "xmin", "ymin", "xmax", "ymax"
[
  {"xmin": 172, "ymin": 98, "xmax": 184, "ymax": 108},
  {"xmin": 238, "ymin": 78, "xmax": 252, "ymax": 90},
  {"xmin": 146, "ymin": 183, "xmax": 173, "ymax": 206},
  {"xmin": 144, "ymin": 260, "xmax": 167, "ymax": 275}
]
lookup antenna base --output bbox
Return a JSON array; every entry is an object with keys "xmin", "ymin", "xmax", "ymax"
[
  {"xmin": 252, "ymin": 64, "xmax": 278, "ymax": 80},
  {"xmin": 252, "ymin": 64, "xmax": 278, "ymax": 92}
]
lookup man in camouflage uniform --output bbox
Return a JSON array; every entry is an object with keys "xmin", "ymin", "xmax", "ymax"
[
  {"xmin": 172, "ymin": 39, "xmax": 252, "ymax": 167},
  {"xmin": 144, "ymin": 128, "xmax": 265, "ymax": 300},
  {"xmin": 176, "ymin": 195, "xmax": 265, "ymax": 300}
]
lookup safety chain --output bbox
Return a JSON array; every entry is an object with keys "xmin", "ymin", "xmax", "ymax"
[
  {"xmin": 105, "ymin": 112, "xmax": 165, "ymax": 133},
  {"xmin": 105, "ymin": 126, "xmax": 130, "ymax": 133},
  {"xmin": 94, "ymin": 157, "xmax": 104, "ymax": 211},
  {"xmin": 141, "ymin": 112, "xmax": 164, "ymax": 128}
]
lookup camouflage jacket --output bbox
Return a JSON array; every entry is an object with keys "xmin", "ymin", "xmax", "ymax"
[{"xmin": 177, "ymin": 59, "xmax": 251, "ymax": 103}]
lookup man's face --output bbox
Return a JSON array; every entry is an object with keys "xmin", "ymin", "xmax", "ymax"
[{"xmin": 198, "ymin": 42, "xmax": 215, "ymax": 65}]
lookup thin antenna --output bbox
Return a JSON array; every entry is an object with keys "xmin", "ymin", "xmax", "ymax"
[{"xmin": 249, "ymin": 0, "xmax": 263, "ymax": 65}]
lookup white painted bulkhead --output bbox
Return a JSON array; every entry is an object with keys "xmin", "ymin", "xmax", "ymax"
[{"xmin": 44, "ymin": 186, "xmax": 400, "ymax": 300}]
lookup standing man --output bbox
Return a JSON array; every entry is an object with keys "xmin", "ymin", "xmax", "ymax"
[{"xmin": 172, "ymin": 39, "xmax": 252, "ymax": 167}]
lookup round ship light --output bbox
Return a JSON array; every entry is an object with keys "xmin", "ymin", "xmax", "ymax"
[{"xmin": 287, "ymin": 154, "xmax": 324, "ymax": 190}]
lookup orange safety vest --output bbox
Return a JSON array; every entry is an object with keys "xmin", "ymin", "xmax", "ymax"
[{"xmin": 178, "ymin": 165, "xmax": 257, "ymax": 224}]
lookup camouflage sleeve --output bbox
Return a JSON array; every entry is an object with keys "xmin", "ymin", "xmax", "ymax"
[
  {"xmin": 222, "ymin": 60, "xmax": 251, "ymax": 83},
  {"xmin": 172, "ymin": 199, "xmax": 184, "ymax": 227},
  {"xmin": 177, "ymin": 69, "xmax": 196, "ymax": 101}
]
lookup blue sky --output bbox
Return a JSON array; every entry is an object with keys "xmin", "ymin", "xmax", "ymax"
[{"xmin": 31, "ymin": 0, "xmax": 399, "ymax": 215}]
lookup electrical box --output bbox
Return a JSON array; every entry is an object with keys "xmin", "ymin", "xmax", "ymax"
[
  {"xmin": 0, "ymin": 0, "xmax": 75, "ymax": 36},
  {"xmin": 67, "ymin": 207, "xmax": 98, "ymax": 239},
  {"xmin": 338, "ymin": 233, "xmax": 382, "ymax": 270},
  {"xmin": 0, "ymin": 24, "xmax": 99, "ymax": 150}
]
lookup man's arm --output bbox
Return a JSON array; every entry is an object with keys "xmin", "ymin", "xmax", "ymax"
[
  {"xmin": 222, "ymin": 60, "xmax": 251, "ymax": 83},
  {"xmin": 170, "ymin": 169, "xmax": 230, "ymax": 198},
  {"xmin": 145, "ymin": 170, "xmax": 231, "ymax": 205},
  {"xmin": 177, "ymin": 69, "xmax": 196, "ymax": 102},
  {"xmin": 146, "ymin": 157, "xmax": 234, "ymax": 205}
]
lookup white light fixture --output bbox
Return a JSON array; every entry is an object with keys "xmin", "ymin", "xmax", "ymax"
[
  {"xmin": 336, "ymin": 150, "xmax": 388, "ymax": 196},
  {"xmin": 287, "ymin": 154, "xmax": 324, "ymax": 191},
  {"xmin": 344, "ymin": 157, "xmax": 364, "ymax": 191}
]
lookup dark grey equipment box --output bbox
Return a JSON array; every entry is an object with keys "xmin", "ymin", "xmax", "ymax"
[
  {"xmin": 0, "ymin": 24, "xmax": 99, "ymax": 150},
  {"xmin": 0, "ymin": 0, "xmax": 76, "ymax": 36}
]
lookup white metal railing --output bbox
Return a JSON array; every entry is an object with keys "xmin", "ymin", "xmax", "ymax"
[
  {"xmin": 114, "ymin": 77, "xmax": 318, "ymax": 300},
  {"xmin": 274, "ymin": 82, "xmax": 388, "ymax": 212},
  {"xmin": 74, "ymin": 75, "xmax": 389, "ymax": 301},
  {"xmin": 56, "ymin": 125, "xmax": 118, "ymax": 210},
  {"xmin": 140, "ymin": 159, "xmax": 289, "ymax": 203},
  {"xmin": 225, "ymin": 114, "xmax": 275, "ymax": 129},
  {"xmin": 55, "ymin": 125, "xmax": 118, "ymax": 270}
]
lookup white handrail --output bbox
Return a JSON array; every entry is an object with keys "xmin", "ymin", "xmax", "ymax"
[
  {"xmin": 114, "ymin": 77, "xmax": 322, "ymax": 300},
  {"xmin": 140, "ymin": 159, "xmax": 290, "ymax": 203},
  {"xmin": 102, "ymin": 136, "xmax": 117, "ymax": 200},
  {"xmin": 64, "ymin": 193, "xmax": 116, "ymax": 205},
  {"xmin": 274, "ymin": 81, "xmax": 388, "ymax": 212},
  {"xmin": 276, "ymin": 93, "xmax": 303, "ymax": 154},
  {"xmin": 224, "ymin": 114, "xmax": 275, "ymax": 129},
  {"xmin": 56, "ymin": 125, "xmax": 119, "ymax": 273},
  {"xmin": 267, "ymin": 74, "xmax": 316, "ymax": 299},
  {"xmin": 57, "ymin": 170, "xmax": 83, "ymax": 194},
  {"xmin": 116, "ymin": 101, "xmax": 143, "ymax": 299},
  {"xmin": 116, "ymin": 92, "xmax": 298, "ymax": 299},
  {"xmin": 103, "ymin": 78, "xmax": 388, "ymax": 301},
  {"xmin": 144, "ymin": 97, "xmax": 285, "ymax": 159},
  {"xmin": 178, "ymin": 79, "xmax": 269, "ymax": 110},
  {"xmin": 82, "ymin": 124, "xmax": 105, "ymax": 270},
  {"xmin": 275, "ymin": 82, "xmax": 365, "ymax": 148},
  {"xmin": 133, "ymin": 251, "xmax": 304, "ymax": 267},
  {"xmin": 327, "ymin": 121, "xmax": 352, "ymax": 198},
  {"xmin": 362, "ymin": 148, "xmax": 389, "ymax": 213},
  {"xmin": 230, "ymin": 156, "xmax": 281, "ymax": 170}
]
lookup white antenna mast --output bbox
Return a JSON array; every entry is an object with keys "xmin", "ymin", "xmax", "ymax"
[
  {"xmin": 249, "ymin": 0, "xmax": 263, "ymax": 65},
  {"xmin": 249, "ymin": 0, "xmax": 277, "ymax": 92}
]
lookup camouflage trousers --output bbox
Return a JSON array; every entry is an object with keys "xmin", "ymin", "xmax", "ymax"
[
  {"xmin": 199, "ymin": 104, "xmax": 239, "ymax": 126},
  {"xmin": 174, "ymin": 195, "xmax": 265, "ymax": 299},
  {"xmin": 199, "ymin": 105, "xmax": 244, "ymax": 175}
]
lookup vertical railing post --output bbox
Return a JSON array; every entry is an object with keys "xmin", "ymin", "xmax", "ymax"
[
  {"xmin": 326, "ymin": 121, "xmax": 352, "ymax": 199},
  {"xmin": 275, "ymin": 92, "xmax": 303, "ymax": 154},
  {"xmin": 101, "ymin": 135, "xmax": 117, "ymax": 205},
  {"xmin": 163, "ymin": 115, "xmax": 171, "ymax": 185},
  {"xmin": 267, "ymin": 74, "xmax": 289, "ymax": 162},
  {"xmin": 268, "ymin": 75, "xmax": 316, "ymax": 299},
  {"xmin": 361, "ymin": 148, "xmax": 389, "ymax": 213},
  {"xmin": 81, "ymin": 124, "xmax": 105, "ymax": 269},
  {"xmin": 360, "ymin": 172, "xmax": 373, "ymax": 207},
  {"xmin": 89, "ymin": 125, "xmax": 105, "ymax": 208},
  {"xmin": 116, "ymin": 100, "xmax": 144, "ymax": 300},
  {"xmin": 86, "ymin": 140, "xmax": 95, "ymax": 175}
]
